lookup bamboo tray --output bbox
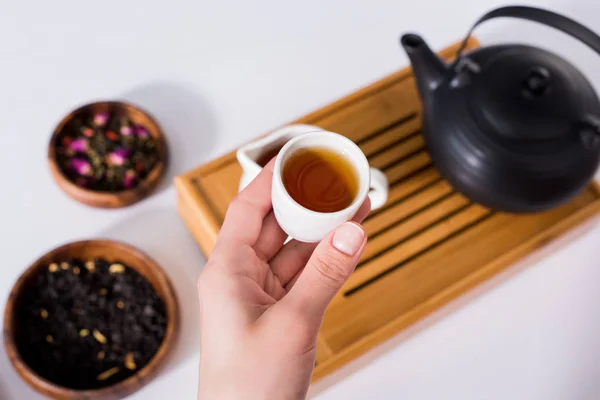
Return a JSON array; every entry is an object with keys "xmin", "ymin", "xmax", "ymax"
[{"xmin": 175, "ymin": 38, "xmax": 600, "ymax": 382}]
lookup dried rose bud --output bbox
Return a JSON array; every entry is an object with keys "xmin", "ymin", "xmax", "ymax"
[
  {"xmin": 93, "ymin": 112, "xmax": 109, "ymax": 126},
  {"xmin": 124, "ymin": 169, "xmax": 137, "ymax": 188},
  {"xmin": 69, "ymin": 138, "xmax": 88, "ymax": 152},
  {"xmin": 70, "ymin": 159, "xmax": 92, "ymax": 176},
  {"xmin": 106, "ymin": 130, "xmax": 118, "ymax": 141},
  {"xmin": 61, "ymin": 136, "xmax": 72, "ymax": 147},
  {"xmin": 107, "ymin": 148, "xmax": 130, "ymax": 166},
  {"xmin": 120, "ymin": 125, "xmax": 133, "ymax": 136},
  {"xmin": 82, "ymin": 127, "xmax": 94, "ymax": 137},
  {"xmin": 75, "ymin": 176, "xmax": 89, "ymax": 188},
  {"xmin": 135, "ymin": 125, "xmax": 149, "ymax": 138}
]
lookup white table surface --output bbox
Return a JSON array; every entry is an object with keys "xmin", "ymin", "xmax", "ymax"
[{"xmin": 2, "ymin": 1, "xmax": 600, "ymax": 399}]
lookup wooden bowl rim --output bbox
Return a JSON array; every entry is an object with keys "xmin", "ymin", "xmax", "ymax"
[
  {"xmin": 3, "ymin": 239, "xmax": 179, "ymax": 399},
  {"xmin": 48, "ymin": 100, "xmax": 168, "ymax": 209}
]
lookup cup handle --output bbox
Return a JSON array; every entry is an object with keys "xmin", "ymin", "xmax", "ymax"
[{"xmin": 368, "ymin": 168, "xmax": 389, "ymax": 210}]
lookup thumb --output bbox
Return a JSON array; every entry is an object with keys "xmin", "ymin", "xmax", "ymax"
[{"xmin": 282, "ymin": 222, "xmax": 366, "ymax": 323}]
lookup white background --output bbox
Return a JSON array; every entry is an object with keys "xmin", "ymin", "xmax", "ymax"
[{"xmin": 2, "ymin": 0, "xmax": 600, "ymax": 399}]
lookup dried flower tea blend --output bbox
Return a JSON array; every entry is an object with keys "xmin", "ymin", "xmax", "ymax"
[
  {"xmin": 15, "ymin": 258, "xmax": 167, "ymax": 390},
  {"xmin": 55, "ymin": 112, "xmax": 159, "ymax": 192}
]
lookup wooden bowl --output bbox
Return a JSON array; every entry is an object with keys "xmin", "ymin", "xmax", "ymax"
[
  {"xmin": 48, "ymin": 101, "xmax": 168, "ymax": 208},
  {"xmin": 3, "ymin": 240, "xmax": 179, "ymax": 400}
]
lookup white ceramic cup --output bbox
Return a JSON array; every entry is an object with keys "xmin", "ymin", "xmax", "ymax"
[{"xmin": 272, "ymin": 131, "xmax": 389, "ymax": 243}]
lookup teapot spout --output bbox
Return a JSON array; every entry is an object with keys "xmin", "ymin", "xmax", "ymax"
[{"xmin": 401, "ymin": 34, "xmax": 448, "ymax": 100}]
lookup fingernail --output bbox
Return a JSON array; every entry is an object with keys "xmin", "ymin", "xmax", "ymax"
[{"xmin": 332, "ymin": 222, "xmax": 365, "ymax": 256}]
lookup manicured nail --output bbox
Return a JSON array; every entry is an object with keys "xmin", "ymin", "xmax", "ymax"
[{"xmin": 332, "ymin": 222, "xmax": 365, "ymax": 256}]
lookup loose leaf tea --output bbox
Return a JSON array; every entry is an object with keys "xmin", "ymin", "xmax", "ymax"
[
  {"xmin": 15, "ymin": 258, "xmax": 167, "ymax": 390},
  {"xmin": 55, "ymin": 112, "xmax": 159, "ymax": 192}
]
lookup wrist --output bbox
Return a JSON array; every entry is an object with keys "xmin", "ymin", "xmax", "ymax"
[{"xmin": 198, "ymin": 372, "xmax": 307, "ymax": 400}]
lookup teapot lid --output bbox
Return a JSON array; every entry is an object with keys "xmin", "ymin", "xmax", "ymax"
[
  {"xmin": 465, "ymin": 45, "xmax": 600, "ymax": 142},
  {"xmin": 445, "ymin": 5, "xmax": 600, "ymax": 144}
]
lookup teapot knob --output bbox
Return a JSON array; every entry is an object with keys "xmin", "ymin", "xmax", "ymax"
[
  {"xmin": 580, "ymin": 115, "xmax": 600, "ymax": 150},
  {"xmin": 522, "ymin": 66, "xmax": 551, "ymax": 98}
]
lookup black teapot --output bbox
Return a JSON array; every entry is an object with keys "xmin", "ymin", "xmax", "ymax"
[{"xmin": 401, "ymin": 6, "xmax": 600, "ymax": 213}]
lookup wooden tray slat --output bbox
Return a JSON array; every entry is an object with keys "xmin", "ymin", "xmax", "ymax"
[
  {"xmin": 369, "ymin": 167, "xmax": 442, "ymax": 210},
  {"xmin": 175, "ymin": 38, "xmax": 600, "ymax": 382},
  {"xmin": 343, "ymin": 203, "xmax": 491, "ymax": 294},
  {"xmin": 359, "ymin": 115, "xmax": 421, "ymax": 157},
  {"xmin": 321, "ymin": 189, "xmax": 598, "ymax": 352},
  {"xmin": 361, "ymin": 193, "xmax": 470, "ymax": 261},
  {"xmin": 362, "ymin": 180, "xmax": 453, "ymax": 233}
]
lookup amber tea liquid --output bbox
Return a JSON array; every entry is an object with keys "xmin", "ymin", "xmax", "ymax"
[{"xmin": 282, "ymin": 147, "xmax": 359, "ymax": 212}]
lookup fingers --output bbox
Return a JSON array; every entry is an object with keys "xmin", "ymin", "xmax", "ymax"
[
  {"xmin": 216, "ymin": 159, "xmax": 276, "ymax": 249},
  {"xmin": 271, "ymin": 241, "xmax": 318, "ymax": 287},
  {"xmin": 252, "ymin": 211, "xmax": 288, "ymax": 261},
  {"xmin": 269, "ymin": 197, "xmax": 371, "ymax": 287},
  {"xmin": 279, "ymin": 222, "xmax": 367, "ymax": 324}
]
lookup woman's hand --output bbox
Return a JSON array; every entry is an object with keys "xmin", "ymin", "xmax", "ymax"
[{"xmin": 197, "ymin": 159, "xmax": 370, "ymax": 400}]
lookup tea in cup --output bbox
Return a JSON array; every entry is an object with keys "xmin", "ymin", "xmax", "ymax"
[{"xmin": 272, "ymin": 130, "xmax": 388, "ymax": 242}]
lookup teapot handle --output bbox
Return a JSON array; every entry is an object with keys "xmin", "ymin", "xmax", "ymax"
[{"xmin": 455, "ymin": 6, "xmax": 600, "ymax": 63}]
